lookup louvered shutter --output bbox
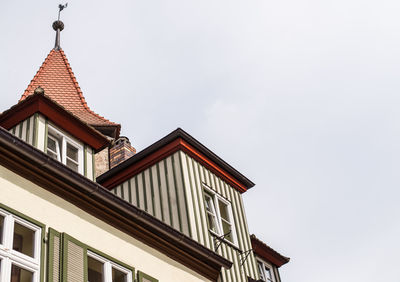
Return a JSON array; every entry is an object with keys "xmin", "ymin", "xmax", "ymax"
[
  {"xmin": 61, "ymin": 233, "xmax": 87, "ymax": 282},
  {"xmin": 48, "ymin": 228, "xmax": 61, "ymax": 282}
]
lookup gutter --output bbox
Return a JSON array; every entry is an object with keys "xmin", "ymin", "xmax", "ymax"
[{"xmin": 0, "ymin": 126, "xmax": 232, "ymax": 279}]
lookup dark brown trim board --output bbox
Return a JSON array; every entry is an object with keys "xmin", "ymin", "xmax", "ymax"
[
  {"xmin": 98, "ymin": 128, "xmax": 255, "ymax": 193},
  {"xmin": 0, "ymin": 93, "xmax": 111, "ymax": 152},
  {"xmin": 0, "ymin": 126, "xmax": 231, "ymax": 281},
  {"xmin": 251, "ymin": 235, "xmax": 290, "ymax": 268}
]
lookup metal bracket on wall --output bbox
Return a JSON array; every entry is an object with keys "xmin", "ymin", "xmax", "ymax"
[
  {"xmin": 239, "ymin": 249, "xmax": 253, "ymax": 266},
  {"xmin": 214, "ymin": 231, "xmax": 232, "ymax": 252}
]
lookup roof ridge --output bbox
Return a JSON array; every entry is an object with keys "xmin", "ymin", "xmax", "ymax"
[{"xmin": 58, "ymin": 49, "xmax": 116, "ymax": 125}]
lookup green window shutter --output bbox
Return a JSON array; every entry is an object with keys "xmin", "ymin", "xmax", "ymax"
[
  {"xmin": 61, "ymin": 233, "xmax": 88, "ymax": 282},
  {"xmin": 47, "ymin": 228, "xmax": 62, "ymax": 282},
  {"xmin": 137, "ymin": 271, "xmax": 158, "ymax": 282}
]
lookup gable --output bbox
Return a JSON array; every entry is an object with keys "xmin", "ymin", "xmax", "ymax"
[{"xmin": 98, "ymin": 128, "xmax": 254, "ymax": 193}]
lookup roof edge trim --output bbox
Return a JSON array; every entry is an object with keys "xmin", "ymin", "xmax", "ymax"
[
  {"xmin": 98, "ymin": 128, "xmax": 255, "ymax": 193},
  {"xmin": 0, "ymin": 93, "xmax": 110, "ymax": 152},
  {"xmin": 0, "ymin": 126, "xmax": 232, "ymax": 280},
  {"xmin": 250, "ymin": 235, "xmax": 290, "ymax": 268}
]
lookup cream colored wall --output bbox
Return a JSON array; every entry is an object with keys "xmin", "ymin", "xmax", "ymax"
[{"xmin": 0, "ymin": 164, "xmax": 212, "ymax": 282}]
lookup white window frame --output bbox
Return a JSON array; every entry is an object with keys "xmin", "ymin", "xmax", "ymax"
[
  {"xmin": 203, "ymin": 184, "xmax": 238, "ymax": 246},
  {"xmin": 257, "ymin": 260, "xmax": 275, "ymax": 282},
  {"xmin": 47, "ymin": 125, "xmax": 84, "ymax": 175},
  {"xmin": 87, "ymin": 251, "xmax": 133, "ymax": 282},
  {"xmin": 0, "ymin": 208, "xmax": 42, "ymax": 282}
]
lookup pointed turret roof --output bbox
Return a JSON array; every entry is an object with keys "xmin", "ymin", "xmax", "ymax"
[{"xmin": 20, "ymin": 49, "xmax": 120, "ymax": 137}]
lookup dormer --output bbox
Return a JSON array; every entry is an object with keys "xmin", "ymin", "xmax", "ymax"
[
  {"xmin": 0, "ymin": 22, "xmax": 120, "ymax": 180},
  {"xmin": 0, "ymin": 91, "xmax": 110, "ymax": 180},
  {"xmin": 97, "ymin": 128, "xmax": 260, "ymax": 281},
  {"xmin": 250, "ymin": 235, "xmax": 290, "ymax": 282}
]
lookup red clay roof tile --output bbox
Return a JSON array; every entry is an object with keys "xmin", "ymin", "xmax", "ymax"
[{"xmin": 20, "ymin": 49, "xmax": 119, "ymax": 128}]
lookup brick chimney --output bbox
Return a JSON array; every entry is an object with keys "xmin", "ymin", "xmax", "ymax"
[{"xmin": 109, "ymin": 136, "xmax": 136, "ymax": 169}]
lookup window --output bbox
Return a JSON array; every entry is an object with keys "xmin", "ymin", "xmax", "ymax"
[
  {"xmin": 257, "ymin": 260, "xmax": 275, "ymax": 282},
  {"xmin": 0, "ymin": 208, "xmax": 42, "ymax": 282},
  {"xmin": 87, "ymin": 251, "xmax": 132, "ymax": 282},
  {"xmin": 203, "ymin": 186, "xmax": 237, "ymax": 245},
  {"xmin": 46, "ymin": 125, "xmax": 83, "ymax": 174}
]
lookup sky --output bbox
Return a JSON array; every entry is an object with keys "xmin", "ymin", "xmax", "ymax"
[{"xmin": 1, "ymin": 1, "xmax": 400, "ymax": 281}]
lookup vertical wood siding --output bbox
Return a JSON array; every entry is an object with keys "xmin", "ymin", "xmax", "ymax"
[
  {"xmin": 10, "ymin": 115, "xmax": 95, "ymax": 180},
  {"xmin": 179, "ymin": 151, "xmax": 258, "ymax": 282},
  {"xmin": 85, "ymin": 146, "xmax": 94, "ymax": 180},
  {"xmin": 111, "ymin": 150, "xmax": 258, "ymax": 281},
  {"xmin": 9, "ymin": 115, "xmax": 36, "ymax": 146},
  {"xmin": 112, "ymin": 152, "xmax": 191, "ymax": 236}
]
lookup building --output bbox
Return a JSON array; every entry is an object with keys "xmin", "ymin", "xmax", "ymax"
[
  {"xmin": 0, "ymin": 18, "xmax": 288, "ymax": 282},
  {"xmin": 250, "ymin": 235, "xmax": 290, "ymax": 282}
]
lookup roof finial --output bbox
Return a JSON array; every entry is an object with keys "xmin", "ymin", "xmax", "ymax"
[
  {"xmin": 34, "ymin": 86, "xmax": 45, "ymax": 95},
  {"xmin": 53, "ymin": 3, "xmax": 68, "ymax": 50}
]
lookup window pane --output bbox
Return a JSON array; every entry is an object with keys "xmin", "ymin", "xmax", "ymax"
[
  {"xmin": 204, "ymin": 195, "xmax": 213, "ymax": 212},
  {"xmin": 67, "ymin": 143, "xmax": 78, "ymax": 162},
  {"xmin": 218, "ymin": 200, "xmax": 230, "ymax": 222},
  {"xmin": 13, "ymin": 222, "xmax": 35, "ymax": 258},
  {"xmin": 47, "ymin": 150, "xmax": 58, "ymax": 160},
  {"xmin": 265, "ymin": 266, "xmax": 272, "ymax": 280},
  {"xmin": 47, "ymin": 137, "xmax": 56, "ymax": 152},
  {"xmin": 11, "ymin": 264, "xmax": 33, "ymax": 282},
  {"xmin": 112, "ymin": 267, "xmax": 127, "ymax": 282},
  {"xmin": 0, "ymin": 214, "xmax": 4, "ymax": 244},
  {"xmin": 88, "ymin": 256, "xmax": 104, "ymax": 282},
  {"xmin": 207, "ymin": 213, "xmax": 218, "ymax": 233},
  {"xmin": 47, "ymin": 135, "xmax": 61, "ymax": 161},
  {"xmin": 66, "ymin": 159, "xmax": 79, "ymax": 172},
  {"xmin": 258, "ymin": 261, "xmax": 266, "ymax": 281},
  {"xmin": 221, "ymin": 220, "xmax": 232, "ymax": 241}
]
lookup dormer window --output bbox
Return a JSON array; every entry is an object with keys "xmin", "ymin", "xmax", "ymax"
[
  {"xmin": 46, "ymin": 125, "xmax": 83, "ymax": 174},
  {"xmin": 203, "ymin": 185, "xmax": 237, "ymax": 245},
  {"xmin": 257, "ymin": 260, "xmax": 275, "ymax": 282},
  {"xmin": 47, "ymin": 134, "xmax": 61, "ymax": 161}
]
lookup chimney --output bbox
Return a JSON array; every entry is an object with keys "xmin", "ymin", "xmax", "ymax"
[{"xmin": 109, "ymin": 136, "xmax": 136, "ymax": 169}]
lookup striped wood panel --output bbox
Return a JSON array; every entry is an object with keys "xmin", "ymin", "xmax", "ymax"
[
  {"xmin": 9, "ymin": 115, "xmax": 36, "ymax": 146},
  {"xmin": 11, "ymin": 113, "xmax": 94, "ymax": 180},
  {"xmin": 112, "ymin": 152, "xmax": 191, "ymax": 236},
  {"xmin": 180, "ymin": 151, "xmax": 258, "ymax": 282},
  {"xmin": 84, "ymin": 146, "xmax": 94, "ymax": 180},
  {"xmin": 112, "ymin": 150, "xmax": 258, "ymax": 281}
]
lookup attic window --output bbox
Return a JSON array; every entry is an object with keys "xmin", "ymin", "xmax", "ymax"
[
  {"xmin": 257, "ymin": 260, "xmax": 275, "ymax": 282},
  {"xmin": 203, "ymin": 185, "xmax": 237, "ymax": 245},
  {"xmin": 46, "ymin": 125, "xmax": 83, "ymax": 174}
]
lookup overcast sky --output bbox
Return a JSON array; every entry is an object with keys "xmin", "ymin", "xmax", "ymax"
[{"xmin": 1, "ymin": 1, "xmax": 399, "ymax": 281}]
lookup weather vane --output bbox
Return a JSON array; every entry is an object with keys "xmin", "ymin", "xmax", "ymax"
[
  {"xmin": 53, "ymin": 3, "xmax": 68, "ymax": 51},
  {"xmin": 58, "ymin": 3, "xmax": 68, "ymax": 21}
]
